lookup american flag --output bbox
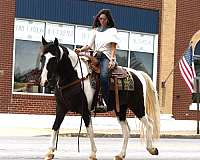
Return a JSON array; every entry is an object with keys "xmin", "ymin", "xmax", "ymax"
[{"xmin": 179, "ymin": 46, "xmax": 196, "ymax": 93}]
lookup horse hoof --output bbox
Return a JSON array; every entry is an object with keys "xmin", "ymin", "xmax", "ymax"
[
  {"xmin": 147, "ymin": 147, "xmax": 159, "ymax": 155},
  {"xmin": 44, "ymin": 149, "xmax": 54, "ymax": 160},
  {"xmin": 88, "ymin": 156, "xmax": 97, "ymax": 160},
  {"xmin": 44, "ymin": 153, "xmax": 54, "ymax": 160},
  {"xmin": 113, "ymin": 155, "xmax": 124, "ymax": 160}
]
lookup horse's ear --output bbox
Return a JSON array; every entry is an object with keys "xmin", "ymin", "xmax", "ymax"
[
  {"xmin": 42, "ymin": 36, "xmax": 48, "ymax": 45},
  {"xmin": 54, "ymin": 38, "xmax": 59, "ymax": 46}
]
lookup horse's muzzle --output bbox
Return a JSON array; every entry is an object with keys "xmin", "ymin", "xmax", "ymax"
[{"xmin": 40, "ymin": 80, "xmax": 48, "ymax": 87}]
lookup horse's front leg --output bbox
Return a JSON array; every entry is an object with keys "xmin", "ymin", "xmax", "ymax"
[
  {"xmin": 44, "ymin": 111, "xmax": 65, "ymax": 160},
  {"xmin": 86, "ymin": 122, "xmax": 97, "ymax": 160},
  {"xmin": 114, "ymin": 120, "xmax": 130, "ymax": 160},
  {"xmin": 44, "ymin": 130, "xmax": 59, "ymax": 160}
]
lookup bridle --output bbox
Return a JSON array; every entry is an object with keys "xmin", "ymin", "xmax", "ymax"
[
  {"xmin": 55, "ymin": 46, "xmax": 87, "ymax": 152},
  {"xmin": 41, "ymin": 43, "xmax": 89, "ymax": 152},
  {"xmin": 72, "ymin": 54, "xmax": 79, "ymax": 69}
]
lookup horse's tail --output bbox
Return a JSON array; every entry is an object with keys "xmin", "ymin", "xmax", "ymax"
[{"xmin": 141, "ymin": 71, "xmax": 160, "ymax": 139}]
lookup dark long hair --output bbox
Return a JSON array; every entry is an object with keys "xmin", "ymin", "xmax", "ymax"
[{"xmin": 92, "ymin": 9, "xmax": 115, "ymax": 28}]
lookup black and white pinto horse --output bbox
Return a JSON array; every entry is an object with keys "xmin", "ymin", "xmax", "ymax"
[{"xmin": 40, "ymin": 37, "xmax": 160, "ymax": 160}]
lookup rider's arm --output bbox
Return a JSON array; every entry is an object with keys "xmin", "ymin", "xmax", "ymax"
[
  {"xmin": 74, "ymin": 45, "xmax": 91, "ymax": 54},
  {"xmin": 75, "ymin": 29, "xmax": 96, "ymax": 54},
  {"xmin": 110, "ymin": 42, "xmax": 117, "ymax": 60},
  {"xmin": 108, "ymin": 42, "xmax": 117, "ymax": 69}
]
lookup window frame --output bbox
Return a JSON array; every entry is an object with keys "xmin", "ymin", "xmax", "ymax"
[{"xmin": 12, "ymin": 18, "xmax": 158, "ymax": 95}]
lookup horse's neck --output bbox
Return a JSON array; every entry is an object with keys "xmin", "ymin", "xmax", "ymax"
[
  {"xmin": 58, "ymin": 54, "xmax": 78, "ymax": 86},
  {"xmin": 75, "ymin": 59, "xmax": 89, "ymax": 79},
  {"xmin": 68, "ymin": 49, "xmax": 89, "ymax": 79}
]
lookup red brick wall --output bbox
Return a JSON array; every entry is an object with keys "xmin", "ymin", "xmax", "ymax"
[
  {"xmin": 173, "ymin": 0, "xmax": 200, "ymax": 120},
  {"xmin": 0, "ymin": 0, "xmax": 56, "ymax": 115},
  {"xmin": 0, "ymin": 0, "xmax": 15, "ymax": 113},
  {"xmin": 0, "ymin": 0, "xmax": 162, "ymax": 117},
  {"xmin": 93, "ymin": 0, "xmax": 161, "ymax": 9},
  {"xmin": 93, "ymin": 0, "xmax": 162, "ymax": 91}
]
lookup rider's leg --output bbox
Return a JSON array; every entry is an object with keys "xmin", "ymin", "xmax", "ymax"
[{"xmin": 99, "ymin": 54, "xmax": 110, "ymax": 106}]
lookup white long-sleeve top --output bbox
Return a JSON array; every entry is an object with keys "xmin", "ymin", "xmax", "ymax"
[{"xmin": 86, "ymin": 27, "xmax": 119, "ymax": 60}]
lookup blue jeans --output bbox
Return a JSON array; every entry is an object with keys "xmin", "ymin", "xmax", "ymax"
[{"xmin": 97, "ymin": 53, "xmax": 110, "ymax": 105}]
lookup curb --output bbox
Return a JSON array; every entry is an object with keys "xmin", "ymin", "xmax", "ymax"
[{"xmin": 40, "ymin": 133, "xmax": 200, "ymax": 139}]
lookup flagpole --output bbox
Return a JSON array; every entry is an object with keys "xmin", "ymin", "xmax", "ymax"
[
  {"xmin": 161, "ymin": 58, "xmax": 180, "ymax": 109},
  {"xmin": 196, "ymin": 79, "xmax": 200, "ymax": 134},
  {"xmin": 161, "ymin": 45, "xmax": 190, "ymax": 88},
  {"xmin": 161, "ymin": 44, "xmax": 192, "ymax": 109},
  {"xmin": 161, "ymin": 59, "xmax": 180, "ymax": 88}
]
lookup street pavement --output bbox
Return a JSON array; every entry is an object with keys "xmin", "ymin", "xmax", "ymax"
[
  {"xmin": 0, "ymin": 113, "xmax": 200, "ymax": 138},
  {"xmin": 0, "ymin": 137, "xmax": 200, "ymax": 160},
  {"xmin": 0, "ymin": 114, "xmax": 200, "ymax": 159}
]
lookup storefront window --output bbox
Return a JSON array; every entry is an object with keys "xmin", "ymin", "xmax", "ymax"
[
  {"xmin": 116, "ymin": 50, "xmax": 128, "ymax": 67},
  {"xmin": 14, "ymin": 40, "xmax": 41, "ymax": 93},
  {"xmin": 130, "ymin": 51, "xmax": 153, "ymax": 78},
  {"xmin": 13, "ymin": 19, "xmax": 158, "ymax": 95}
]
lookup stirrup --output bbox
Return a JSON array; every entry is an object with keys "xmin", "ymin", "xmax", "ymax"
[{"xmin": 95, "ymin": 99, "xmax": 107, "ymax": 113}]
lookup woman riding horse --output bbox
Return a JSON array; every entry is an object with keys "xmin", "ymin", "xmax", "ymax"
[{"xmin": 40, "ymin": 36, "xmax": 160, "ymax": 160}]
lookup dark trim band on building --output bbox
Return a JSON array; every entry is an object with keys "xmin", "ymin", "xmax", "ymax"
[{"xmin": 16, "ymin": 0, "xmax": 159, "ymax": 34}]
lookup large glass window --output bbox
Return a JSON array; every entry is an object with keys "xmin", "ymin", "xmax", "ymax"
[
  {"xmin": 14, "ymin": 40, "xmax": 41, "ymax": 93},
  {"xmin": 116, "ymin": 50, "xmax": 128, "ymax": 67},
  {"xmin": 130, "ymin": 51, "xmax": 153, "ymax": 78},
  {"xmin": 13, "ymin": 19, "xmax": 158, "ymax": 95}
]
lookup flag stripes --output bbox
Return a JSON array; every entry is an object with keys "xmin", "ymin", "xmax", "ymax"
[{"xmin": 179, "ymin": 46, "xmax": 196, "ymax": 93}]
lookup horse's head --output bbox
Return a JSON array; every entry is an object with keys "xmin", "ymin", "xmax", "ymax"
[
  {"xmin": 40, "ymin": 36, "xmax": 63, "ymax": 87},
  {"xmin": 40, "ymin": 36, "xmax": 89, "ymax": 89}
]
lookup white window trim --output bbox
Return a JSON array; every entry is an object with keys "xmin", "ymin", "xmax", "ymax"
[
  {"xmin": 189, "ymin": 103, "xmax": 200, "ymax": 110},
  {"xmin": 12, "ymin": 18, "xmax": 159, "ymax": 96}
]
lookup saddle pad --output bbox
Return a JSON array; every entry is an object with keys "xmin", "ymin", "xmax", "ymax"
[
  {"xmin": 110, "ymin": 71, "xmax": 134, "ymax": 91},
  {"xmin": 90, "ymin": 71, "xmax": 134, "ymax": 91}
]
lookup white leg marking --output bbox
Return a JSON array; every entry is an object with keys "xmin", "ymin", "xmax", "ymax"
[
  {"xmin": 118, "ymin": 120, "xmax": 130, "ymax": 158},
  {"xmin": 86, "ymin": 123, "xmax": 97, "ymax": 159},
  {"xmin": 49, "ymin": 130, "xmax": 59, "ymax": 151},
  {"xmin": 140, "ymin": 116, "xmax": 153, "ymax": 149}
]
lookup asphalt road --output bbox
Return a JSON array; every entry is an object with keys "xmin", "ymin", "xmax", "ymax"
[{"xmin": 0, "ymin": 136, "xmax": 200, "ymax": 160}]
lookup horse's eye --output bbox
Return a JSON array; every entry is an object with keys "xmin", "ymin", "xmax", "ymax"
[
  {"xmin": 40, "ymin": 55, "xmax": 45, "ymax": 62},
  {"xmin": 40, "ymin": 55, "xmax": 46, "ymax": 70}
]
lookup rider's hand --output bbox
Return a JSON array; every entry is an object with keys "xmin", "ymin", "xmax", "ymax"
[
  {"xmin": 74, "ymin": 48, "xmax": 81, "ymax": 54},
  {"xmin": 108, "ymin": 59, "xmax": 115, "ymax": 69}
]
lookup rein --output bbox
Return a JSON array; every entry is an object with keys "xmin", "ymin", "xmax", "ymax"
[
  {"xmin": 59, "ymin": 76, "xmax": 88, "ymax": 91},
  {"xmin": 77, "ymin": 54, "xmax": 85, "ymax": 153},
  {"xmin": 58, "ymin": 52, "xmax": 88, "ymax": 153},
  {"xmin": 73, "ymin": 57, "xmax": 79, "ymax": 68},
  {"xmin": 54, "ymin": 48, "xmax": 88, "ymax": 152}
]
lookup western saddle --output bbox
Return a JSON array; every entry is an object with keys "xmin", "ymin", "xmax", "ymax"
[{"xmin": 82, "ymin": 55, "xmax": 129, "ymax": 113}]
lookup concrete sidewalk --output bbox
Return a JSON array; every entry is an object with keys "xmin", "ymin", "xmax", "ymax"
[{"xmin": 0, "ymin": 113, "xmax": 199, "ymax": 138}]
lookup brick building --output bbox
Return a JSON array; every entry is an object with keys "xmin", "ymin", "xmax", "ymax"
[{"xmin": 0, "ymin": 0, "xmax": 199, "ymax": 120}]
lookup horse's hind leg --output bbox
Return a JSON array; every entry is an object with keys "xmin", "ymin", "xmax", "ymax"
[
  {"xmin": 82, "ymin": 112, "xmax": 97, "ymax": 160},
  {"xmin": 44, "ymin": 111, "xmax": 65, "ymax": 160},
  {"xmin": 114, "ymin": 120, "xmax": 130, "ymax": 160},
  {"xmin": 140, "ymin": 116, "xmax": 158, "ymax": 155},
  {"xmin": 114, "ymin": 106, "xmax": 130, "ymax": 160}
]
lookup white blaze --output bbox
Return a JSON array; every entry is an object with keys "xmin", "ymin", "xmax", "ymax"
[{"xmin": 40, "ymin": 52, "xmax": 55, "ymax": 86}]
